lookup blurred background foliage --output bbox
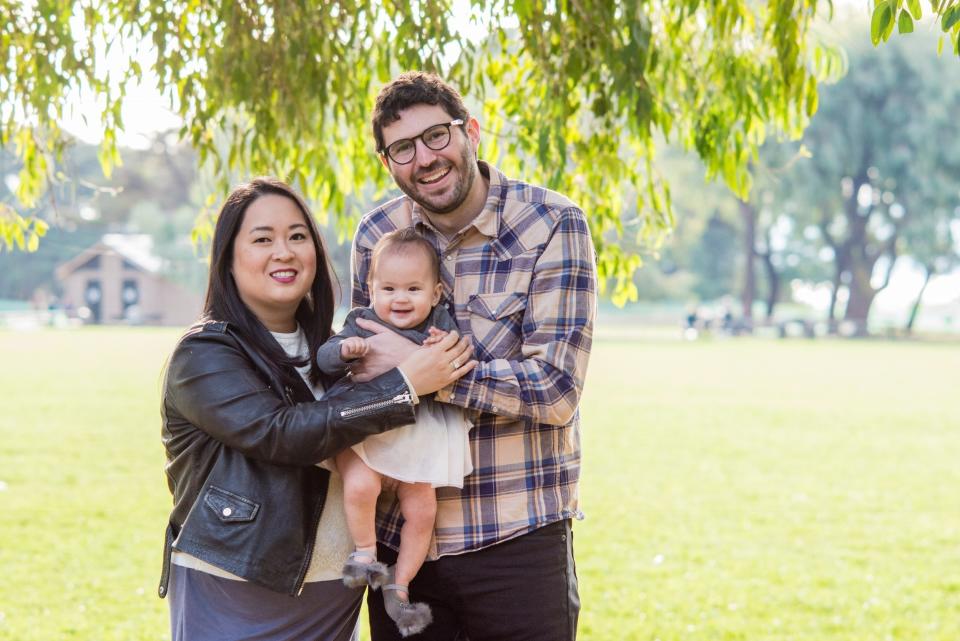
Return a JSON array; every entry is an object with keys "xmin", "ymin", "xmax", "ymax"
[{"xmin": 1, "ymin": 3, "xmax": 959, "ymax": 334}]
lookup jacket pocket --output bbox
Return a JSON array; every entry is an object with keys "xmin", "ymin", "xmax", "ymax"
[{"xmin": 203, "ymin": 485, "xmax": 260, "ymax": 523}]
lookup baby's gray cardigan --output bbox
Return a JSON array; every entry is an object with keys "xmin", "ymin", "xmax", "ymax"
[{"xmin": 316, "ymin": 305, "xmax": 459, "ymax": 377}]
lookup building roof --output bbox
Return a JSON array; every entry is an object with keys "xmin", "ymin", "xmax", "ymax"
[{"xmin": 55, "ymin": 234, "xmax": 165, "ymax": 281}]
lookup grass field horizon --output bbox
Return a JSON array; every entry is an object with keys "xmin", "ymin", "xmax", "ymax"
[{"xmin": 1, "ymin": 327, "xmax": 958, "ymax": 640}]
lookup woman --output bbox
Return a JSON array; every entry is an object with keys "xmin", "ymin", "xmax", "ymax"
[{"xmin": 159, "ymin": 177, "xmax": 475, "ymax": 641}]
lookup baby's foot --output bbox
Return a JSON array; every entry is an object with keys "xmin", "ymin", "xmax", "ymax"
[
  {"xmin": 341, "ymin": 549, "xmax": 389, "ymax": 590},
  {"xmin": 383, "ymin": 568, "xmax": 433, "ymax": 637}
]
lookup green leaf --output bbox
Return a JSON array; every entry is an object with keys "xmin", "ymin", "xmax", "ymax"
[
  {"xmin": 871, "ymin": 1, "xmax": 891, "ymax": 45},
  {"xmin": 882, "ymin": 5, "xmax": 897, "ymax": 40},
  {"xmin": 938, "ymin": 34, "xmax": 945, "ymax": 55},
  {"xmin": 899, "ymin": 11, "xmax": 915, "ymax": 33},
  {"xmin": 805, "ymin": 81, "xmax": 819, "ymax": 116},
  {"xmin": 907, "ymin": 0, "xmax": 922, "ymax": 19},
  {"xmin": 943, "ymin": 5, "xmax": 960, "ymax": 31}
]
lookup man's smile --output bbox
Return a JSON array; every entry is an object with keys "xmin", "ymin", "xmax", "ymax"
[{"xmin": 417, "ymin": 165, "xmax": 452, "ymax": 185}]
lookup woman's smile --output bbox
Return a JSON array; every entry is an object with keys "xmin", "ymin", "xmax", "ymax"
[{"xmin": 270, "ymin": 269, "xmax": 299, "ymax": 283}]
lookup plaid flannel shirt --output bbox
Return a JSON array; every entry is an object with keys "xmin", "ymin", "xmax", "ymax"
[{"xmin": 352, "ymin": 162, "xmax": 597, "ymax": 557}]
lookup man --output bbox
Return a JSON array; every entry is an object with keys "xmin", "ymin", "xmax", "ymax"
[{"xmin": 350, "ymin": 71, "xmax": 596, "ymax": 641}]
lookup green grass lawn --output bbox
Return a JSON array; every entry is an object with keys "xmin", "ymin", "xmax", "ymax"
[{"xmin": 1, "ymin": 327, "xmax": 958, "ymax": 640}]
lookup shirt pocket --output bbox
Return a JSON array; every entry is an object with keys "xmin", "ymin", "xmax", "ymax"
[
  {"xmin": 203, "ymin": 485, "xmax": 260, "ymax": 523},
  {"xmin": 465, "ymin": 291, "xmax": 527, "ymax": 359}
]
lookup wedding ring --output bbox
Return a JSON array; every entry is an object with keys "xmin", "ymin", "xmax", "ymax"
[{"xmin": 451, "ymin": 359, "xmax": 461, "ymax": 369}]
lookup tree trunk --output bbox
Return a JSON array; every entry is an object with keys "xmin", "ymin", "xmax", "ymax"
[
  {"xmin": 740, "ymin": 200, "xmax": 756, "ymax": 323},
  {"xmin": 843, "ymin": 254, "xmax": 878, "ymax": 336},
  {"xmin": 758, "ymin": 250, "xmax": 780, "ymax": 320},
  {"xmin": 826, "ymin": 264, "xmax": 843, "ymax": 334},
  {"xmin": 843, "ymin": 287, "xmax": 876, "ymax": 336},
  {"xmin": 839, "ymin": 184, "xmax": 878, "ymax": 337},
  {"xmin": 819, "ymin": 217, "xmax": 845, "ymax": 335},
  {"xmin": 905, "ymin": 265, "xmax": 933, "ymax": 334}
]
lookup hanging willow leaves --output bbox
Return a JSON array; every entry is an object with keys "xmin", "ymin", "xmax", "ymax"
[
  {"xmin": 3, "ymin": 0, "xmax": 850, "ymax": 302},
  {"xmin": 899, "ymin": 11, "xmax": 915, "ymax": 32}
]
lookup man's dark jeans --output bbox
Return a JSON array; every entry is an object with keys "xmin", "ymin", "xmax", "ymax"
[{"xmin": 367, "ymin": 519, "xmax": 579, "ymax": 641}]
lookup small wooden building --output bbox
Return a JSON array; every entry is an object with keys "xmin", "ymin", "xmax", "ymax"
[{"xmin": 55, "ymin": 234, "xmax": 202, "ymax": 326}]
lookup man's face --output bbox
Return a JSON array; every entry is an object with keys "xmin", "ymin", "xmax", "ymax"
[{"xmin": 380, "ymin": 103, "xmax": 480, "ymax": 216}]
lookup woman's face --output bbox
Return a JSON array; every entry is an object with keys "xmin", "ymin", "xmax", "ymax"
[{"xmin": 231, "ymin": 194, "xmax": 317, "ymax": 332}]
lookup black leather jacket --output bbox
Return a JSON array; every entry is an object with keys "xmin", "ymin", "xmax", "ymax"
[{"xmin": 158, "ymin": 320, "xmax": 416, "ymax": 597}]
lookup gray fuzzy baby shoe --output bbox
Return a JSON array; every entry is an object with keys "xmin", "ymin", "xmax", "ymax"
[
  {"xmin": 382, "ymin": 570, "xmax": 433, "ymax": 637},
  {"xmin": 341, "ymin": 550, "xmax": 389, "ymax": 590}
]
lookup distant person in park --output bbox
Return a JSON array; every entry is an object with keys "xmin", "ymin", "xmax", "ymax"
[
  {"xmin": 348, "ymin": 72, "xmax": 597, "ymax": 640},
  {"xmin": 316, "ymin": 228, "xmax": 474, "ymax": 637},
  {"xmin": 158, "ymin": 177, "xmax": 475, "ymax": 641}
]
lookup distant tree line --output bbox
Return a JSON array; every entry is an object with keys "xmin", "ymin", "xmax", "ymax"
[{"xmin": 631, "ymin": 26, "xmax": 960, "ymax": 335}]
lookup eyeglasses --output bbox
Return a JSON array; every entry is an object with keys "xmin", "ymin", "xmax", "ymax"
[{"xmin": 380, "ymin": 119, "xmax": 464, "ymax": 165}]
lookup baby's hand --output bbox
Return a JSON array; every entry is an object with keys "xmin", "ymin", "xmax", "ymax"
[
  {"xmin": 423, "ymin": 326, "xmax": 449, "ymax": 346},
  {"xmin": 340, "ymin": 336, "xmax": 369, "ymax": 361}
]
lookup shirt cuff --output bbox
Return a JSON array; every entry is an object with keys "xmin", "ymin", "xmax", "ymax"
[{"xmin": 394, "ymin": 367, "xmax": 420, "ymax": 405}]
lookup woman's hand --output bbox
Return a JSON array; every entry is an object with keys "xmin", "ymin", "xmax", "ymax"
[
  {"xmin": 349, "ymin": 317, "xmax": 419, "ymax": 382},
  {"xmin": 398, "ymin": 330, "xmax": 476, "ymax": 396},
  {"xmin": 422, "ymin": 327, "xmax": 449, "ymax": 346}
]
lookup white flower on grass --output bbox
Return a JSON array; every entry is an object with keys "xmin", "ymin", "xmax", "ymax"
[
  {"xmin": 0, "ymin": 480, "xmax": 7, "ymax": 492},
  {"xmin": 652, "ymin": 554, "xmax": 665, "ymax": 565}
]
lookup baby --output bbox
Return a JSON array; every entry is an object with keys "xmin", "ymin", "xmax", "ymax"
[{"xmin": 316, "ymin": 228, "xmax": 473, "ymax": 637}]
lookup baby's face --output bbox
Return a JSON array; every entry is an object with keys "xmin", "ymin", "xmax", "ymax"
[{"xmin": 369, "ymin": 250, "xmax": 443, "ymax": 330}]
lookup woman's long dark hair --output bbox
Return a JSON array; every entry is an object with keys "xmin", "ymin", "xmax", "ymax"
[{"xmin": 203, "ymin": 177, "xmax": 336, "ymax": 386}]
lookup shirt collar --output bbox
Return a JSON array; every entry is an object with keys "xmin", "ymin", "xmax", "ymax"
[{"xmin": 411, "ymin": 161, "xmax": 502, "ymax": 241}]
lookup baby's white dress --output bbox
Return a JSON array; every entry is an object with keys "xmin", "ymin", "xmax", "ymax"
[{"xmin": 352, "ymin": 399, "xmax": 473, "ymax": 488}]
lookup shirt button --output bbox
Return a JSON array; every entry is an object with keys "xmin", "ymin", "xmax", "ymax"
[
  {"xmin": 222, "ymin": 507, "xmax": 233, "ymax": 517},
  {"xmin": 492, "ymin": 406, "xmax": 498, "ymax": 412},
  {"xmin": 445, "ymin": 254, "xmax": 455, "ymax": 261},
  {"xmin": 449, "ymin": 394, "xmax": 455, "ymax": 400}
]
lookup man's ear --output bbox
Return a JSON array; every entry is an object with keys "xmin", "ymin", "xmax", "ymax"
[
  {"xmin": 466, "ymin": 117, "xmax": 481, "ymax": 151},
  {"xmin": 379, "ymin": 153, "xmax": 390, "ymax": 169}
]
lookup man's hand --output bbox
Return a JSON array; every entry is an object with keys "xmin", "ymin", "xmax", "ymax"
[
  {"xmin": 349, "ymin": 317, "xmax": 419, "ymax": 382},
  {"xmin": 339, "ymin": 336, "xmax": 369, "ymax": 361}
]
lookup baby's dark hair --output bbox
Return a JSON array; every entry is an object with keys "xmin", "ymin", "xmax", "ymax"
[{"xmin": 368, "ymin": 228, "xmax": 441, "ymax": 283}]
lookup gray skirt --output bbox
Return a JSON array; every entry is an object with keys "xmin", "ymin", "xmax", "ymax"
[{"xmin": 168, "ymin": 565, "xmax": 361, "ymax": 641}]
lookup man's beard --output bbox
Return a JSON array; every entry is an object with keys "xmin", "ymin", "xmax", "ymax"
[{"xmin": 396, "ymin": 143, "xmax": 476, "ymax": 215}]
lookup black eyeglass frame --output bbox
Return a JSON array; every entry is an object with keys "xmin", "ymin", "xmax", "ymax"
[{"xmin": 379, "ymin": 119, "xmax": 466, "ymax": 165}]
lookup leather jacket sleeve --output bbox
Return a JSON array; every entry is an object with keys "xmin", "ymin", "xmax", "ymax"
[{"xmin": 164, "ymin": 328, "xmax": 416, "ymax": 466}]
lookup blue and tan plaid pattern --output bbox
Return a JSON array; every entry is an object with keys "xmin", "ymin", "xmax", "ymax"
[{"xmin": 352, "ymin": 162, "xmax": 597, "ymax": 557}]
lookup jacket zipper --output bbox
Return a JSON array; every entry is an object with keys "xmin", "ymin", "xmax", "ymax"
[
  {"xmin": 283, "ymin": 382, "xmax": 317, "ymax": 597},
  {"xmin": 295, "ymin": 491, "xmax": 325, "ymax": 596},
  {"xmin": 339, "ymin": 391, "xmax": 412, "ymax": 420}
]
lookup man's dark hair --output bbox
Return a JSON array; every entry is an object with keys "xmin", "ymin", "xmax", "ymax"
[
  {"xmin": 202, "ymin": 177, "xmax": 337, "ymax": 385},
  {"xmin": 372, "ymin": 71, "xmax": 470, "ymax": 154},
  {"xmin": 368, "ymin": 227, "xmax": 441, "ymax": 285}
]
